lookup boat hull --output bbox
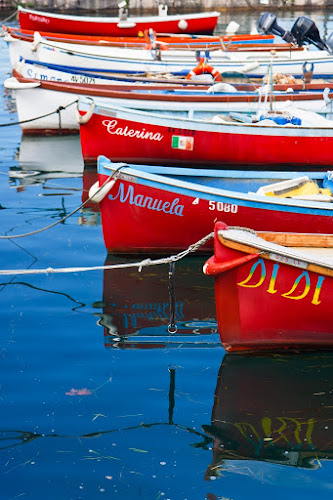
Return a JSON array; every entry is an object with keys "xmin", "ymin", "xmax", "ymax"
[
  {"xmin": 18, "ymin": 6, "xmax": 220, "ymax": 36},
  {"xmin": 80, "ymin": 102, "xmax": 333, "ymax": 167},
  {"xmin": 207, "ymin": 222, "xmax": 333, "ymax": 352},
  {"xmin": 8, "ymin": 73, "xmax": 331, "ymax": 135},
  {"xmin": 97, "ymin": 157, "xmax": 333, "ymax": 254},
  {"xmin": 7, "ymin": 32, "xmax": 333, "ymax": 78}
]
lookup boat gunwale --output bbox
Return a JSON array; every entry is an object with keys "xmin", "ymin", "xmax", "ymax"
[
  {"xmin": 97, "ymin": 156, "xmax": 333, "ymax": 214},
  {"xmin": 78, "ymin": 95, "xmax": 333, "ymax": 134},
  {"xmin": 217, "ymin": 228, "xmax": 333, "ymax": 274}
]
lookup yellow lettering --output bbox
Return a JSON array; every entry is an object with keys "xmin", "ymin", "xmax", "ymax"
[
  {"xmin": 238, "ymin": 258, "xmax": 266, "ymax": 288},
  {"xmin": 267, "ymin": 263, "xmax": 279, "ymax": 294},
  {"xmin": 311, "ymin": 276, "xmax": 325, "ymax": 305},
  {"xmin": 281, "ymin": 271, "xmax": 311, "ymax": 301}
]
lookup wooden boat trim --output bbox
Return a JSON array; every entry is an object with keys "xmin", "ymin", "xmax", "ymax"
[
  {"xmin": 4, "ymin": 26, "xmax": 277, "ymax": 49},
  {"xmin": 5, "ymin": 28, "xmax": 298, "ymax": 51},
  {"xmin": 11, "ymin": 31, "xmax": 330, "ymax": 65},
  {"xmin": 217, "ymin": 229, "xmax": 333, "ymax": 277},
  {"xmin": 256, "ymin": 231, "xmax": 333, "ymax": 247},
  {"xmin": 33, "ymin": 36, "xmax": 321, "ymax": 62},
  {"xmin": 11, "ymin": 70, "xmax": 333, "ymax": 106},
  {"xmin": 13, "ymin": 60, "xmax": 333, "ymax": 90}
]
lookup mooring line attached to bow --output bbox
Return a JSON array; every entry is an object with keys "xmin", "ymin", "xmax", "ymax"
[
  {"xmin": 0, "ymin": 99, "xmax": 79, "ymax": 127},
  {"xmin": 0, "ymin": 233, "xmax": 214, "ymax": 276}
]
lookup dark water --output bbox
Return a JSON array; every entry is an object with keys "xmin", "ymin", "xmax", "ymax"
[{"xmin": 0, "ymin": 10, "xmax": 333, "ymax": 500}]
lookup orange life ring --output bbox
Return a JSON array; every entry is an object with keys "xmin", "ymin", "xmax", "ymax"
[{"xmin": 186, "ymin": 58, "xmax": 222, "ymax": 81}]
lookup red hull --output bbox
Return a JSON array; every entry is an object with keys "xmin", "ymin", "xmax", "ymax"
[
  {"xmin": 206, "ymin": 222, "xmax": 333, "ymax": 352},
  {"xmin": 97, "ymin": 173, "xmax": 333, "ymax": 254},
  {"xmin": 18, "ymin": 10, "xmax": 219, "ymax": 36},
  {"xmin": 80, "ymin": 111, "xmax": 333, "ymax": 167}
]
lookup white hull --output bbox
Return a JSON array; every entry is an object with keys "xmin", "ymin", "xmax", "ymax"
[
  {"xmin": 15, "ymin": 59, "xmax": 123, "ymax": 85},
  {"xmin": 6, "ymin": 34, "xmax": 333, "ymax": 78},
  {"xmin": 6, "ymin": 76, "xmax": 333, "ymax": 132}
]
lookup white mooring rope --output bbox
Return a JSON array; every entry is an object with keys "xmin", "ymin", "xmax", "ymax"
[{"xmin": 0, "ymin": 232, "xmax": 214, "ymax": 276}]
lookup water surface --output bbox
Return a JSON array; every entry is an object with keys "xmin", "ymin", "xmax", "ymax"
[{"xmin": 0, "ymin": 11, "xmax": 332, "ymax": 500}]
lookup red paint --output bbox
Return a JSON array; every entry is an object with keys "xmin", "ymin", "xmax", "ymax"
[
  {"xmin": 97, "ymin": 174, "xmax": 333, "ymax": 254},
  {"xmin": 210, "ymin": 222, "xmax": 333, "ymax": 352},
  {"xmin": 7, "ymin": 25, "xmax": 274, "ymax": 46},
  {"xmin": 19, "ymin": 10, "xmax": 219, "ymax": 36},
  {"xmin": 80, "ymin": 111, "xmax": 333, "ymax": 167},
  {"xmin": 203, "ymin": 253, "xmax": 259, "ymax": 275}
]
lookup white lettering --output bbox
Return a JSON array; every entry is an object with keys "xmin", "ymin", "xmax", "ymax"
[
  {"xmin": 29, "ymin": 14, "xmax": 50, "ymax": 24},
  {"xmin": 102, "ymin": 119, "xmax": 164, "ymax": 142},
  {"xmin": 109, "ymin": 182, "xmax": 184, "ymax": 216}
]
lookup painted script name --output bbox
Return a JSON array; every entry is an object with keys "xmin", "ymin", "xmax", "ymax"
[
  {"xmin": 102, "ymin": 119, "xmax": 164, "ymax": 141},
  {"xmin": 109, "ymin": 182, "xmax": 184, "ymax": 216}
]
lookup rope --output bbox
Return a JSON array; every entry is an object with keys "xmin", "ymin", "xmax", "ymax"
[
  {"xmin": 0, "ymin": 166, "xmax": 123, "ymax": 239},
  {"xmin": 0, "ymin": 99, "xmax": 79, "ymax": 127},
  {"xmin": 0, "ymin": 232, "xmax": 214, "ymax": 276},
  {"xmin": 0, "ymin": 11, "xmax": 17, "ymax": 23},
  {"xmin": 167, "ymin": 231, "xmax": 214, "ymax": 262}
]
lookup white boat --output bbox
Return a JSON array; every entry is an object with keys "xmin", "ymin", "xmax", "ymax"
[
  {"xmin": 5, "ymin": 31, "xmax": 333, "ymax": 78},
  {"xmin": 5, "ymin": 71, "xmax": 333, "ymax": 134}
]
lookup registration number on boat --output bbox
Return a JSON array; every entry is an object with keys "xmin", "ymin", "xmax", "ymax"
[
  {"xmin": 208, "ymin": 200, "xmax": 238, "ymax": 213},
  {"xmin": 192, "ymin": 198, "xmax": 238, "ymax": 212},
  {"xmin": 70, "ymin": 75, "xmax": 96, "ymax": 84},
  {"xmin": 269, "ymin": 253, "xmax": 308, "ymax": 269}
]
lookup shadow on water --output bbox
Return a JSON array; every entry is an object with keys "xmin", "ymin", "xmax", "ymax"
[
  {"xmin": 93, "ymin": 254, "xmax": 220, "ymax": 349},
  {"xmin": 203, "ymin": 351, "xmax": 333, "ymax": 481}
]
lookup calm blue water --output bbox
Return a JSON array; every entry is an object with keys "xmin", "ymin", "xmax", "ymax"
[{"xmin": 0, "ymin": 10, "xmax": 332, "ymax": 500}]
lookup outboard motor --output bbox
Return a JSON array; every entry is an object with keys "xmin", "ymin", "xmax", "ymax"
[
  {"xmin": 325, "ymin": 32, "xmax": 333, "ymax": 54},
  {"xmin": 258, "ymin": 13, "xmax": 296, "ymax": 43},
  {"xmin": 291, "ymin": 16, "xmax": 327, "ymax": 50}
]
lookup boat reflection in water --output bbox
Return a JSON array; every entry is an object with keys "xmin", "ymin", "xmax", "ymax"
[
  {"xmin": 94, "ymin": 255, "xmax": 220, "ymax": 349},
  {"xmin": 9, "ymin": 134, "xmax": 84, "ymax": 189},
  {"xmin": 203, "ymin": 352, "xmax": 333, "ymax": 479},
  {"xmin": 79, "ymin": 165, "xmax": 100, "ymax": 226}
]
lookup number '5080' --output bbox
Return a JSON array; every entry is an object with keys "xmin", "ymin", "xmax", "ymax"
[{"xmin": 208, "ymin": 201, "xmax": 238, "ymax": 213}]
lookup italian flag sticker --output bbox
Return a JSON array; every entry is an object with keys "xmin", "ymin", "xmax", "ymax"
[{"xmin": 172, "ymin": 135, "xmax": 194, "ymax": 151}]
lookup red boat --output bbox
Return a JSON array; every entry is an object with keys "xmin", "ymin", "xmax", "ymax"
[
  {"xmin": 96, "ymin": 156, "xmax": 333, "ymax": 254},
  {"xmin": 203, "ymin": 352, "xmax": 333, "ymax": 477},
  {"xmin": 17, "ymin": 5, "xmax": 220, "ymax": 36},
  {"xmin": 79, "ymin": 98, "xmax": 333, "ymax": 167},
  {"xmin": 204, "ymin": 221, "xmax": 333, "ymax": 352}
]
